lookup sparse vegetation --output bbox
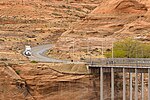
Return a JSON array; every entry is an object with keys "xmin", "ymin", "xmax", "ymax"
[
  {"xmin": 0, "ymin": 58, "xmax": 8, "ymax": 61},
  {"xmin": 52, "ymin": 13, "xmax": 62, "ymax": 17},
  {"xmin": 15, "ymin": 70, "xmax": 21, "ymax": 75},
  {"xmin": 105, "ymin": 38, "xmax": 150, "ymax": 58},
  {"xmin": 30, "ymin": 60, "xmax": 38, "ymax": 63},
  {"xmin": 0, "ymin": 38, "xmax": 4, "ymax": 42},
  {"xmin": 26, "ymin": 34, "xmax": 36, "ymax": 38}
]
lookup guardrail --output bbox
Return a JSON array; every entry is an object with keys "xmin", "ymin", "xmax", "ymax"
[{"xmin": 86, "ymin": 58, "xmax": 150, "ymax": 67}]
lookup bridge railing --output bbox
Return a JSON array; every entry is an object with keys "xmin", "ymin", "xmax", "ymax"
[{"xmin": 86, "ymin": 58, "xmax": 150, "ymax": 67}]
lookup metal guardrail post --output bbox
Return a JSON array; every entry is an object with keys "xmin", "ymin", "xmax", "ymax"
[{"xmin": 136, "ymin": 59, "xmax": 138, "ymax": 67}]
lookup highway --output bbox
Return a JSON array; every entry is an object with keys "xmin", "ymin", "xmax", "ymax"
[
  {"xmin": 28, "ymin": 44, "xmax": 83, "ymax": 64},
  {"xmin": 29, "ymin": 44, "xmax": 67, "ymax": 63}
]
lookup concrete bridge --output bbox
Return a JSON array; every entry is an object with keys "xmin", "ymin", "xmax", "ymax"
[{"xmin": 87, "ymin": 58, "xmax": 150, "ymax": 100}]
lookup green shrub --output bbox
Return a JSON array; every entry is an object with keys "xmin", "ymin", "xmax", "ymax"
[
  {"xmin": 15, "ymin": 70, "xmax": 21, "ymax": 75},
  {"xmin": 105, "ymin": 38, "xmax": 150, "ymax": 58},
  {"xmin": 30, "ymin": 61, "xmax": 38, "ymax": 63}
]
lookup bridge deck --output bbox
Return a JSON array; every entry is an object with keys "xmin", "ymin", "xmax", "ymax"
[
  {"xmin": 89, "ymin": 65, "xmax": 150, "ymax": 69},
  {"xmin": 87, "ymin": 58, "xmax": 150, "ymax": 69}
]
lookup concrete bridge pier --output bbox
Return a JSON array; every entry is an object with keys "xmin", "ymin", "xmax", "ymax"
[
  {"xmin": 141, "ymin": 72, "xmax": 144, "ymax": 100},
  {"xmin": 111, "ymin": 67, "xmax": 114, "ymax": 100},
  {"xmin": 129, "ymin": 72, "xmax": 132, "ymax": 100},
  {"xmin": 148, "ymin": 69, "xmax": 150, "ymax": 100},
  {"xmin": 123, "ymin": 68, "xmax": 126, "ymax": 100},
  {"xmin": 100, "ymin": 67, "xmax": 103, "ymax": 100},
  {"xmin": 135, "ymin": 68, "xmax": 138, "ymax": 100}
]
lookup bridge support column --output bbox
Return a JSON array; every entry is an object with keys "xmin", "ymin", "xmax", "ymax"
[
  {"xmin": 111, "ymin": 67, "xmax": 114, "ymax": 100},
  {"xmin": 100, "ymin": 67, "xmax": 103, "ymax": 100},
  {"xmin": 130, "ymin": 72, "xmax": 132, "ymax": 100},
  {"xmin": 148, "ymin": 69, "xmax": 150, "ymax": 100},
  {"xmin": 141, "ymin": 73, "xmax": 144, "ymax": 100},
  {"xmin": 123, "ymin": 68, "xmax": 126, "ymax": 100},
  {"xmin": 135, "ymin": 68, "xmax": 138, "ymax": 100}
]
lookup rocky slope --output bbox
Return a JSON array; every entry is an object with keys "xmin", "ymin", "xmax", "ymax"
[
  {"xmin": 50, "ymin": 0, "xmax": 150, "ymax": 61},
  {"xmin": 59, "ymin": 0, "xmax": 150, "ymax": 40},
  {"xmin": 0, "ymin": 0, "xmax": 98, "ymax": 62},
  {"xmin": 1, "ymin": 0, "xmax": 150, "ymax": 60}
]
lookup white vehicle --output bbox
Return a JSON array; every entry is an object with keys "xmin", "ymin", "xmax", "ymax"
[{"xmin": 23, "ymin": 45, "xmax": 32, "ymax": 56}]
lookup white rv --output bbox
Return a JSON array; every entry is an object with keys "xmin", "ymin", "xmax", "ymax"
[{"xmin": 23, "ymin": 45, "xmax": 32, "ymax": 56}]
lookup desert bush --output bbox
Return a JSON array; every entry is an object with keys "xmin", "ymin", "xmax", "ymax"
[
  {"xmin": 15, "ymin": 70, "xmax": 21, "ymax": 75},
  {"xmin": 26, "ymin": 34, "xmax": 36, "ymax": 38},
  {"xmin": 52, "ymin": 13, "xmax": 62, "ymax": 16},
  {"xmin": 0, "ymin": 38, "xmax": 4, "ymax": 42},
  {"xmin": 30, "ymin": 61, "xmax": 38, "ymax": 63},
  {"xmin": 0, "ymin": 58, "xmax": 8, "ymax": 61}
]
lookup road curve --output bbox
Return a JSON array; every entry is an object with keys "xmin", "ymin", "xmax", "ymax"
[{"xmin": 29, "ymin": 44, "xmax": 67, "ymax": 63}]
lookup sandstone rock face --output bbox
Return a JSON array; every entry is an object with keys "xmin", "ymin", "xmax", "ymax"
[
  {"xmin": 91, "ymin": 0, "xmax": 147, "ymax": 14},
  {"xmin": 77, "ymin": 0, "xmax": 149, "ymax": 35}
]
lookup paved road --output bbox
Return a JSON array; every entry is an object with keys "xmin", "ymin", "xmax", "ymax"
[
  {"xmin": 28, "ymin": 44, "xmax": 83, "ymax": 64},
  {"xmin": 29, "ymin": 44, "xmax": 67, "ymax": 63}
]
